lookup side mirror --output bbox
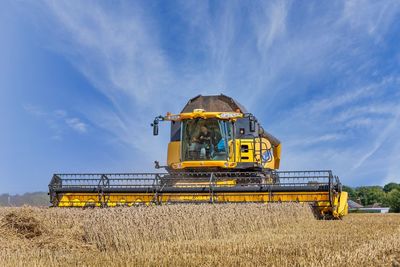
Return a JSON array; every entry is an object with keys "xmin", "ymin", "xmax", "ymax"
[
  {"xmin": 151, "ymin": 120, "xmax": 159, "ymax": 136},
  {"xmin": 151, "ymin": 115, "xmax": 164, "ymax": 136},
  {"xmin": 249, "ymin": 116, "xmax": 256, "ymax": 132}
]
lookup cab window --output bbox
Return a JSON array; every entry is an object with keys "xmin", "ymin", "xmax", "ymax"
[{"xmin": 181, "ymin": 119, "xmax": 231, "ymax": 161}]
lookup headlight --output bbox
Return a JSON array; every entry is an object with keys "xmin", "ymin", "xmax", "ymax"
[{"xmin": 172, "ymin": 163, "xmax": 183, "ymax": 169}]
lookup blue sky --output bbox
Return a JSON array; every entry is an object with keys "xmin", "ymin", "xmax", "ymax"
[{"xmin": 1, "ymin": 1, "xmax": 400, "ymax": 194}]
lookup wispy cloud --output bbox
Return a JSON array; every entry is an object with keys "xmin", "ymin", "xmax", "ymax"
[
  {"xmin": 65, "ymin": 118, "xmax": 87, "ymax": 133},
  {"xmin": 341, "ymin": 0, "xmax": 400, "ymax": 41},
  {"xmin": 352, "ymin": 106, "xmax": 400, "ymax": 171},
  {"xmin": 334, "ymin": 104, "xmax": 398, "ymax": 124},
  {"xmin": 280, "ymin": 74, "xmax": 400, "ymax": 185},
  {"xmin": 287, "ymin": 133, "xmax": 345, "ymax": 147},
  {"xmin": 44, "ymin": 1, "xmax": 174, "ymax": 107},
  {"xmin": 35, "ymin": 1, "xmax": 183, "ymax": 165},
  {"xmin": 24, "ymin": 105, "xmax": 88, "ymax": 138},
  {"xmin": 23, "ymin": 104, "xmax": 46, "ymax": 117}
]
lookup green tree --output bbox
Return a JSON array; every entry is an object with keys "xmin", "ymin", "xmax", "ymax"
[
  {"xmin": 356, "ymin": 186, "xmax": 386, "ymax": 206},
  {"xmin": 383, "ymin": 182, "xmax": 400, "ymax": 193},
  {"xmin": 386, "ymin": 189, "xmax": 400, "ymax": 212}
]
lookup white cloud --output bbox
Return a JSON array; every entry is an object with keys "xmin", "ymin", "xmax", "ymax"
[
  {"xmin": 287, "ymin": 133, "xmax": 344, "ymax": 147},
  {"xmin": 255, "ymin": 1, "xmax": 288, "ymax": 52},
  {"xmin": 36, "ymin": 1, "xmax": 182, "ymax": 166},
  {"xmin": 44, "ymin": 1, "xmax": 173, "ymax": 108},
  {"xmin": 276, "ymin": 73, "xmax": 400, "ymax": 186},
  {"xmin": 345, "ymin": 118, "xmax": 375, "ymax": 128},
  {"xmin": 351, "ymin": 107, "xmax": 400, "ymax": 171},
  {"xmin": 65, "ymin": 118, "xmax": 87, "ymax": 133},
  {"xmin": 308, "ymin": 85, "xmax": 377, "ymax": 114},
  {"xmin": 334, "ymin": 104, "xmax": 398, "ymax": 124},
  {"xmin": 24, "ymin": 105, "xmax": 88, "ymax": 138},
  {"xmin": 306, "ymin": 134, "xmax": 344, "ymax": 144},
  {"xmin": 23, "ymin": 104, "xmax": 45, "ymax": 117},
  {"xmin": 341, "ymin": 0, "xmax": 400, "ymax": 41}
]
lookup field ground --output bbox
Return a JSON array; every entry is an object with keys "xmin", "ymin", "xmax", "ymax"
[{"xmin": 0, "ymin": 204, "xmax": 399, "ymax": 267}]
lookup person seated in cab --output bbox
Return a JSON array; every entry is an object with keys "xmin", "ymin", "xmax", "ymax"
[{"xmin": 192, "ymin": 125, "xmax": 214, "ymax": 159}]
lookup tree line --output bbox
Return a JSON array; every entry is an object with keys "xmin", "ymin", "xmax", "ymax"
[
  {"xmin": 0, "ymin": 192, "xmax": 49, "ymax": 207},
  {"xmin": 343, "ymin": 183, "xmax": 400, "ymax": 212}
]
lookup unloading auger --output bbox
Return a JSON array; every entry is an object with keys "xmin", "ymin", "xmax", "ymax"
[{"xmin": 49, "ymin": 94, "xmax": 348, "ymax": 219}]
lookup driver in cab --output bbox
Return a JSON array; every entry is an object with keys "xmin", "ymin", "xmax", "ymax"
[{"xmin": 192, "ymin": 125, "xmax": 213, "ymax": 159}]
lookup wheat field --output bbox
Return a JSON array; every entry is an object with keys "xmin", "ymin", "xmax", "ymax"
[{"xmin": 0, "ymin": 204, "xmax": 399, "ymax": 267}]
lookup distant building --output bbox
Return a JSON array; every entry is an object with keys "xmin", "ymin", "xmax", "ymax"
[
  {"xmin": 348, "ymin": 200, "xmax": 390, "ymax": 213},
  {"xmin": 348, "ymin": 200, "xmax": 363, "ymax": 209}
]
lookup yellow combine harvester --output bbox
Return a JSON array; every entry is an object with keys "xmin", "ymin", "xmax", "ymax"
[{"xmin": 49, "ymin": 94, "xmax": 348, "ymax": 219}]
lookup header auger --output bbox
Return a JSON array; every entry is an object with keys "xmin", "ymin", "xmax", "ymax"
[{"xmin": 49, "ymin": 94, "xmax": 348, "ymax": 219}]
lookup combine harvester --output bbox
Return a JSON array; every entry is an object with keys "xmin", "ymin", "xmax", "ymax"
[{"xmin": 49, "ymin": 95, "xmax": 348, "ymax": 219}]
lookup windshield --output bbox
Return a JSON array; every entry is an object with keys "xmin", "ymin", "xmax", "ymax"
[{"xmin": 182, "ymin": 118, "xmax": 233, "ymax": 161}]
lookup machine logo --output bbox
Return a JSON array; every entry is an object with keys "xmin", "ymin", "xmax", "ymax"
[{"xmin": 262, "ymin": 149, "xmax": 273, "ymax": 163}]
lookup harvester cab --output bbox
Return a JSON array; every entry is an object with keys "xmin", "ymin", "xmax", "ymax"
[
  {"xmin": 49, "ymin": 94, "xmax": 348, "ymax": 219},
  {"xmin": 152, "ymin": 95, "xmax": 281, "ymax": 173}
]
